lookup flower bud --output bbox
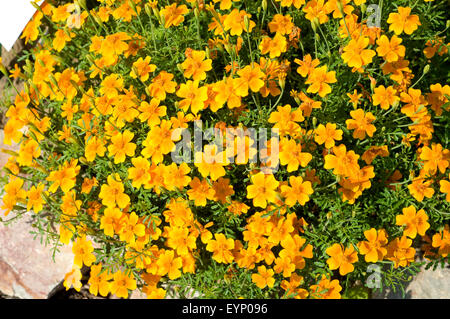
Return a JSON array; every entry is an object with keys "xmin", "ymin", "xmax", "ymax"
[
  {"xmin": 49, "ymin": 74, "xmax": 58, "ymax": 88},
  {"xmin": 0, "ymin": 63, "xmax": 7, "ymax": 77},
  {"xmin": 423, "ymin": 64, "xmax": 430, "ymax": 75},
  {"xmin": 92, "ymin": 12, "xmax": 105, "ymax": 28},
  {"xmin": 194, "ymin": 7, "xmax": 200, "ymax": 20},
  {"xmin": 244, "ymin": 15, "xmax": 250, "ymax": 32},
  {"xmin": 392, "ymin": 100, "xmax": 399, "ymax": 109},
  {"xmin": 79, "ymin": 157, "xmax": 88, "ymax": 165},
  {"xmin": 145, "ymin": 3, "xmax": 153, "ymax": 18},
  {"xmin": 75, "ymin": 0, "xmax": 87, "ymax": 11},
  {"xmin": 337, "ymin": 1, "xmax": 344, "ymax": 14},
  {"xmin": 128, "ymin": 0, "xmax": 137, "ymax": 14},
  {"xmin": 312, "ymin": 117, "xmax": 317, "ymax": 128},
  {"xmin": 70, "ymin": 79, "xmax": 85, "ymax": 94},
  {"xmin": 262, "ymin": 0, "xmax": 267, "ymax": 12},
  {"xmin": 311, "ymin": 18, "xmax": 319, "ymax": 33},
  {"xmin": 176, "ymin": 63, "xmax": 184, "ymax": 74},
  {"xmin": 360, "ymin": 3, "xmax": 367, "ymax": 15}
]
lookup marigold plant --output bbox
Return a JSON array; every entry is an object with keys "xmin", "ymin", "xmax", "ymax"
[{"xmin": 0, "ymin": 0, "xmax": 449, "ymax": 299}]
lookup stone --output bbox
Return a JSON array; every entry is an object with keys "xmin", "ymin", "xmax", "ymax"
[
  {"xmin": 372, "ymin": 262, "xmax": 450, "ymax": 299},
  {"xmin": 0, "ymin": 129, "xmax": 75, "ymax": 298},
  {"xmin": 0, "ymin": 213, "xmax": 75, "ymax": 299}
]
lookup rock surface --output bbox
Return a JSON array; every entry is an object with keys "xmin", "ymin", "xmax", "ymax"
[
  {"xmin": 0, "ymin": 129, "xmax": 75, "ymax": 299},
  {"xmin": 372, "ymin": 263, "xmax": 450, "ymax": 299}
]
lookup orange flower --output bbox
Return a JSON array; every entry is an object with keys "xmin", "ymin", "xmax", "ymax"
[
  {"xmin": 88, "ymin": 263, "xmax": 112, "ymax": 297},
  {"xmin": 206, "ymin": 233, "xmax": 235, "ymax": 264},
  {"xmin": 376, "ymin": 35, "xmax": 405, "ymax": 63},
  {"xmin": 120, "ymin": 212, "xmax": 146, "ymax": 244},
  {"xmin": 63, "ymin": 267, "xmax": 82, "ymax": 292},
  {"xmin": 309, "ymin": 275, "xmax": 342, "ymax": 299},
  {"xmin": 181, "ymin": 50, "xmax": 212, "ymax": 81},
  {"xmin": 251, "ymin": 265, "xmax": 275, "ymax": 289},
  {"xmin": 234, "ymin": 65, "xmax": 265, "ymax": 97},
  {"xmin": 127, "ymin": 157, "xmax": 151, "ymax": 188},
  {"xmin": 419, "ymin": 143, "xmax": 449, "ymax": 175},
  {"xmin": 53, "ymin": 29, "xmax": 75, "ymax": 52},
  {"xmin": 347, "ymin": 89, "xmax": 362, "ymax": 107},
  {"xmin": 156, "ymin": 249, "xmax": 183, "ymax": 280},
  {"xmin": 194, "ymin": 144, "xmax": 229, "ymax": 181},
  {"xmin": 432, "ymin": 225, "xmax": 450, "ymax": 257},
  {"xmin": 294, "ymin": 54, "xmax": 320, "ymax": 78},
  {"xmin": 324, "ymin": 144, "xmax": 360, "ymax": 177},
  {"xmin": 187, "ymin": 177, "xmax": 216, "ymax": 206},
  {"xmin": 372, "ymin": 85, "xmax": 399, "ymax": 110},
  {"xmin": 440, "ymin": 177, "xmax": 450, "ymax": 202},
  {"xmin": 130, "ymin": 56, "xmax": 156, "ymax": 82},
  {"xmin": 305, "ymin": 65, "xmax": 337, "ymax": 98},
  {"xmin": 99, "ymin": 174, "xmax": 130, "ymax": 209},
  {"xmin": 160, "ymin": 3, "xmax": 189, "ymax": 28},
  {"xmin": 107, "ymin": 130, "xmax": 136, "ymax": 164},
  {"xmin": 148, "ymin": 71, "xmax": 177, "ymax": 101},
  {"xmin": 314, "ymin": 123, "xmax": 343, "ymax": 149},
  {"xmin": 386, "ymin": 236, "xmax": 415, "ymax": 268},
  {"xmin": 408, "ymin": 178, "xmax": 434, "ymax": 202},
  {"xmin": 396, "ymin": 206, "xmax": 430, "ymax": 239},
  {"xmin": 387, "ymin": 6, "xmax": 421, "ymax": 35},
  {"xmin": 223, "ymin": 9, "xmax": 255, "ymax": 36},
  {"xmin": 361, "ymin": 145, "xmax": 389, "ymax": 165},
  {"xmin": 341, "ymin": 36, "xmax": 376, "ymax": 69},
  {"xmin": 72, "ymin": 236, "xmax": 96, "ymax": 268},
  {"xmin": 268, "ymin": 14, "xmax": 294, "ymax": 35},
  {"xmin": 358, "ymin": 228, "xmax": 388, "ymax": 263},
  {"xmin": 275, "ymin": 0, "xmax": 305, "ymax": 9},
  {"xmin": 302, "ymin": 0, "xmax": 329, "ymax": 24},
  {"xmin": 279, "ymin": 138, "xmax": 312, "ymax": 172},
  {"xmin": 110, "ymin": 270, "xmax": 137, "ymax": 299},
  {"xmin": 213, "ymin": 77, "xmax": 242, "ymax": 109},
  {"xmin": 100, "ymin": 73, "xmax": 124, "ymax": 98},
  {"xmin": 246, "ymin": 172, "xmax": 280, "ymax": 209},
  {"xmin": 281, "ymin": 176, "xmax": 314, "ymax": 207},
  {"xmin": 259, "ymin": 33, "xmax": 288, "ymax": 58},
  {"xmin": 85, "ymin": 136, "xmax": 106, "ymax": 162},
  {"xmin": 176, "ymin": 80, "xmax": 208, "ymax": 115},
  {"xmin": 345, "ymin": 109, "xmax": 376, "ymax": 140},
  {"xmin": 326, "ymin": 243, "xmax": 358, "ymax": 276}
]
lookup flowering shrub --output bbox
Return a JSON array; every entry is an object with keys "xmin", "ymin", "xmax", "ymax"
[{"xmin": 0, "ymin": 0, "xmax": 449, "ymax": 299}]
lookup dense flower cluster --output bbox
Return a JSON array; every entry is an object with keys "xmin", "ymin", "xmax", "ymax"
[{"xmin": 0, "ymin": 0, "xmax": 449, "ymax": 299}]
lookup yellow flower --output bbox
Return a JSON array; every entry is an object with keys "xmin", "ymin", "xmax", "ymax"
[
  {"xmin": 387, "ymin": 6, "xmax": 421, "ymax": 35},
  {"xmin": 246, "ymin": 172, "xmax": 280, "ymax": 209},
  {"xmin": 251, "ymin": 265, "xmax": 275, "ymax": 289},
  {"xmin": 345, "ymin": 109, "xmax": 376, "ymax": 140},
  {"xmin": 305, "ymin": 65, "xmax": 337, "ymax": 98},
  {"xmin": 325, "ymin": 243, "xmax": 358, "ymax": 276},
  {"xmin": 358, "ymin": 228, "xmax": 388, "ymax": 263},
  {"xmin": 341, "ymin": 36, "xmax": 376, "ymax": 69},
  {"xmin": 110, "ymin": 270, "xmax": 137, "ymax": 299},
  {"xmin": 130, "ymin": 56, "xmax": 156, "ymax": 82},
  {"xmin": 206, "ymin": 233, "xmax": 235, "ymax": 264},
  {"xmin": 99, "ymin": 174, "xmax": 130, "ymax": 209},
  {"xmin": 281, "ymin": 176, "xmax": 314, "ymax": 206},
  {"xmin": 314, "ymin": 123, "xmax": 343, "ymax": 149},
  {"xmin": 181, "ymin": 50, "xmax": 212, "ymax": 81},
  {"xmin": 72, "ymin": 236, "xmax": 96, "ymax": 268},
  {"xmin": 396, "ymin": 206, "xmax": 430, "ymax": 239},
  {"xmin": 63, "ymin": 267, "xmax": 82, "ymax": 292},
  {"xmin": 107, "ymin": 130, "xmax": 136, "ymax": 164},
  {"xmin": 160, "ymin": 3, "xmax": 189, "ymax": 28}
]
